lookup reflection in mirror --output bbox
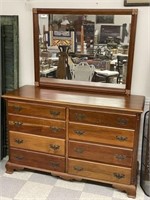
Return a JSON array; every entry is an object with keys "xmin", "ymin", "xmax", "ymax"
[
  {"xmin": 33, "ymin": 9, "xmax": 138, "ymax": 94},
  {"xmin": 39, "ymin": 14, "xmax": 130, "ymax": 85}
]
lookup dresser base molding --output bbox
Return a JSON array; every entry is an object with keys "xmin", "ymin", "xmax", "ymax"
[
  {"xmin": 5, "ymin": 160, "xmax": 137, "ymax": 198},
  {"xmin": 5, "ymin": 162, "xmax": 24, "ymax": 174},
  {"xmin": 113, "ymin": 184, "xmax": 136, "ymax": 198}
]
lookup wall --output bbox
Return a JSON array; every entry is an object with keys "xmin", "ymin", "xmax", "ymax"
[{"xmin": 1, "ymin": 0, "xmax": 150, "ymax": 97}]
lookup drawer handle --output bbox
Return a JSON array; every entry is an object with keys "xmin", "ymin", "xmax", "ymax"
[
  {"xmin": 115, "ymin": 154, "xmax": 127, "ymax": 161},
  {"xmin": 113, "ymin": 173, "xmax": 125, "ymax": 179},
  {"xmin": 74, "ymin": 130, "xmax": 85, "ymax": 136},
  {"xmin": 74, "ymin": 166, "xmax": 83, "ymax": 171},
  {"xmin": 49, "ymin": 144, "xmax": 60, "ymax": 151},
  {"xmin": 75, "ymin": 113, "xmax": 86, "ymax": 121},
  {"xmin": 15, "ymin": 139, "xmax": 24, "ymax": 144},
  {"xmin": 13, "ymin": 121, "xmax": 23, "ymax": 127},
  {"xmin": 49, "ymin": 161, "xmax": 60, "ymax": 168},
  {"xmin": 15, "ymin": 156, "xmax": 24, "ymax": 160},
  {"xmin": 117, "ymin": 118, "xmax": 128, "ymax": 126},
  {"xmin": 50, "ymin": 111, "xmax": 60, "ymax": 116},
  {"xmin": 13, "ymin": 106, "xmax": 22, "ymax": 112},
  {"xmin": 116, "ymin": 135, "xmax": 128, "ymax": 142},
  {"xmin": 50, "ymin": 126, "xmax": 61, "ymax": 133},
  {"xmin": 74, "ymin": 147, "xmax": 84, "ymax": 153}
]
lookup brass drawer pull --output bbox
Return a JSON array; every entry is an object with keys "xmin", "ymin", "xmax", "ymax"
[
  {"xmin": 50, "ymin": 111, "xmax": 60, "ymax": 116},
  {"xmin": 74, "ymin": 130, "xmax": 85, "ymax": 136},
  {"xmin": 75, "ymin": 113, "xmax": 86, "ymax": 121},
  {"xmin": 113, "ymin": 173, "xmax": 125, "ymax": 179},
  {"xmin": 115, "ymin": 154, "xmax": 127, "ymax": 161},
  {"xmin": 49, "ymin": 144, "xmax": 60, "ymax": 151},
  {"xmin": 117, "ymin": 118, "xmax": 128, "ymax": 126},
  {"xmin": 116, "ymin": 135, "xmax": 128, "ymax": 142},
  {"xmin": 15, "ymin": 156, "xmax": 24, "ymax": 160},
  {"xmin": 50, "ymin": 126, "xmax": 61, "ymax": 133},
  {"xmin": 13, "ymin": 105, "xmax": 22, "ymax": 112},
  {"xmin": 49, "ymin": 161, "xmax": 60, "ymax": 168},
  {"xmin": 74, "ymin": 166, "xmax": 83, "ymax": 171},
  {"xmin": 13, "ymin": 121, "xmax": 23, "ymax": 127},
  {"xmin": 74, "ymin": 147, "xmax": 84, "ymax": 153},
  {"xmin": 15, "ymin": 139, "xmax": 24, "ymax": 144}
]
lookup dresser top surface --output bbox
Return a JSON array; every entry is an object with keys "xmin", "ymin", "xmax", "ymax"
[{"xmin": 3, "ymin": 85, "xmax": 145, "ymax": 113}]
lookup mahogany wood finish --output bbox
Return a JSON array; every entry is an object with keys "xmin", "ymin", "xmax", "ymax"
[
  {"xmin": 3, "ymin": 85, "xmax": 145, "ymax": 198},
  {"xmin": 33, "ymin": 8, "xmax": 138, "ymax": 95}
]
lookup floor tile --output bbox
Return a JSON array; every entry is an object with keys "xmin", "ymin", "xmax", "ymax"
[
  {"xmin": 83, "ymin": 181, "xmax": 114, "ymax": 196},
  {"xmin": 47, "ymin": 186, "xmax": 82, "ymax": 200},
  {"xmin": 29, "ymin": 172, "xmax": 58, "ymax": 185},
  {"xmin": 0, "ymin": 176, "xmax": 26, "ymax": 198},
  {"xmin": 14, "ymin": 181, "xmax": 52, "ymax": 200},
  {"xmin": 4, "ymin": 170, "xmax": 33, "ymax": 181},
  {"xmin": 79, "ymin": 192, "xmax": 112, "ymax": 200},
  {"xmin": 55, "ymin": 179, "xmax": 85, "ymax": 191}
]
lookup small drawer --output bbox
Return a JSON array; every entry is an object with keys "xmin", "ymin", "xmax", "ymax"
[
  {"xmin": 69, "ymin": 141, "xmax": 133, "ymax": 167},
  {"xmin": 69, "ymin": 123, "xmax": 134, "ymax": 148},
  {"xmin": 10, "ymin": 148, "xmax": 65, "ymax": 172},
  {"xmin": 8, "ymin": 101, "xmax": 66, "ymax": 120},
  {"xmin": 8, "ymin": 114, "xmax": 66, "ymax": 139},
  {"xmin": 68, "ymin": 158, "xmax": 131, "ymax": 185},
  {"xmin": 10, "ymin": 131, "xmax": 65, "ymax": 156},
  {"xmin": 69, "ymin": 109, "xmax": 136, "ymax": 129}
]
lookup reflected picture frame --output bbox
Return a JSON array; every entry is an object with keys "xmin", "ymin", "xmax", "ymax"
[
  {"xmin": 96, "ymin": 15, "xmax": 114, "ymax": 24},
  {"xmin": 124, "ymin": 0, "xmax": 150, "ymax": 6}
]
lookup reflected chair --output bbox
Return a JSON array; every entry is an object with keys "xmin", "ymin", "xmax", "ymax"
[{"xmin": 71, "ymin": 62, "xmax": 95, "ymax": 81}]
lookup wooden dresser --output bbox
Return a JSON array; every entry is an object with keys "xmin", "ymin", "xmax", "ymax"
[{"xmin": 3, "ymin": 85, "xmax": 145, "ymax": 198}]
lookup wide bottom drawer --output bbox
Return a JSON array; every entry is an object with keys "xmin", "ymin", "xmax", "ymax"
[
  {"xmin": 68, "ymin": 158, "xmax": 131, "ymax": 184},
  {"xmin": 10, "ymin": 148, "xmax": 65, "ymax": 172}
]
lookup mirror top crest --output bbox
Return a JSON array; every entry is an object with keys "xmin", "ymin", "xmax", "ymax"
[{"xmin": 33, "ymin": 8, "xmax": 138, "ymax": 95}]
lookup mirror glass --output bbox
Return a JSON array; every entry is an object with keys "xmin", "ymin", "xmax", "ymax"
[{"xmin": 33, "ymin": 9, "xmax": 138, "ymax": 94}]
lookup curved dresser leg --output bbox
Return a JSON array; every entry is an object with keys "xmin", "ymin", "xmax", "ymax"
[
  {"xmin": 5, "ymin": 162, "xmax": 24, "ymax": 174},
  {"xmin": 113, "ymin": 184, "xmax": 136, "ymax": 198}
]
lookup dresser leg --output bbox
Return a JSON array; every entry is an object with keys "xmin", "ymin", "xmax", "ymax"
[
  {"xmin": 113, "ymin": 184, "xmax": 136, "ymax": 198},
  {"xmin": 5, "ymin": 161, "xmax": 24, "ymax": 174}
]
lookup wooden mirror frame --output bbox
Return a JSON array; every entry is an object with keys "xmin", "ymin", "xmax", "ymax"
[{"xmin": 33, "ymin": 8, "xmax": 138, "ymax": 95}]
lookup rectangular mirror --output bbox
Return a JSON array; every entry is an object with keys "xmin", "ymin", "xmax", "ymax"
[{"xmin": 33, "ymin": 9, "xmax": 138, "ymax": 95}]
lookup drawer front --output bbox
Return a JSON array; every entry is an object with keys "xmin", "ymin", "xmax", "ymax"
[
  {"xmin": 68, "ymin": 158, "xmax": 131, "ymax": 184},
  {"xmin": 10, "ymin": 131, "xmax": 65, "ymax": 156},
  {"xmin": 10, "ymin": 148, "xmax": 65, "ymax": 172},
  {"xmin": 69, "ymin": 141, "xmax": 133, "ymax": 167},
  {"xmin": 8, "ymin": 101, "xmax": 66, "ymax": 120},
  {"xmin": 69, "ymin": 123, "xmax": 134, "ymax": 148},
  {"xmin": 69, "ymin": 109, "xmax": 136, "ymax": 129},
  {"xmin": 8, "ymin": 114, "xmax": 66, "ymax": 139}
]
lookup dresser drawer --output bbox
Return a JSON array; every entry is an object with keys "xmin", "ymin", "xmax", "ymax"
[
  {"xmin": 69, "ymin": 123, "xmax": 134, "ymax": 148},
  {"xmin": 8, "ymin": 114, "xmax": 66, "ymax": 138},
  {"xmin": 8, "ymin": 101, "xmax": 66, "ymax": 120},
  {"xmin": 68, "ymin": 158, "xmax": 131, "ymax": 184},
  {"xmin": 10, "ymin": 148, "xmax": 65, "ymax": 172},
  {"xmin": 69, "ymin": 141, "xmax": 133, "ymax": 167},
  {"xmin": 69, "ymin": 109, "xmax": 136, "ymax": 129},
  {"xmin": 10, "ymin": 131, "xmax": 65, "ymax": 156}
]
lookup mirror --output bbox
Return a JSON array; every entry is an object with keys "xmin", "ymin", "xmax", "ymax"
[{"xmin": 33, "ymin": 9, "xmax": 138, "ymax": 95}]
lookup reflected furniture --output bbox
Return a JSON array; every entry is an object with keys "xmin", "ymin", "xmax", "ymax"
[
  {"xmin": 33, "ymin": 8, "xmax": 138, "ymax": 95},
  {"xmin": 71, "ymin": 62, "xmax": 95, "ymax": 81},
  {"xmin": 2, "ymin": 8, "xmax": 145, "ymax": 198}
]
